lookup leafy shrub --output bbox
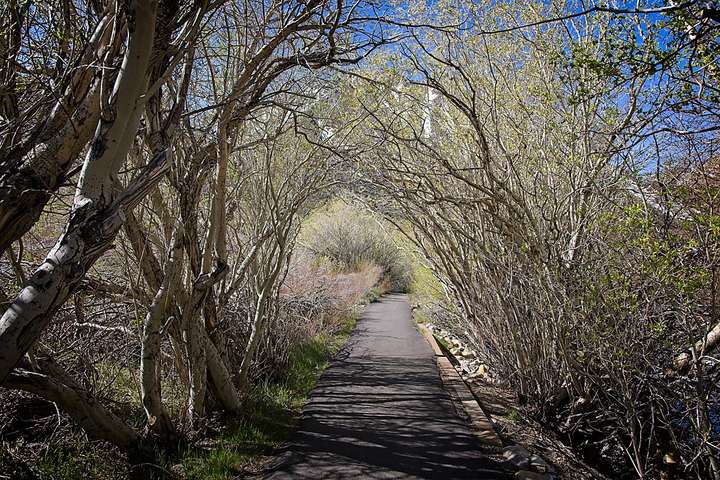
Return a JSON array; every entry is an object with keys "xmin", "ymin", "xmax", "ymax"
[{"xmin": 301, "ymin": 200, "xmax": 414, "ymax": 292}]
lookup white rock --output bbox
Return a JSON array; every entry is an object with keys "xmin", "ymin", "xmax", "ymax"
[
  {"xmin": 503, "ymin": 446, "xmax": 531, "ymax": 469},
  {"xmin": 529, "ymin": 454, "xmax": 551, "ymax": 473}
]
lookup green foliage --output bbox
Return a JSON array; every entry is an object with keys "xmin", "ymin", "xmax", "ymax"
[
  {"xmin": 302, "ymin": 200, "xmax": 414, "ymax": 292},
  {"xmin": 409, "ymin": 262, "xmax": 443, "ymax": 305},
  {"xmin": 506, "ymin": 408, "xmax": 521, "ymax": 423},
  {"xmin": 364, "ymin": 287, "xmax": 382, "ymax": 304},
  {"xmin": 433, "ymin": 334, "xmax": 450, "ymax": 353},
  {"xmin": 34, "ymin": 444, "xmax": 125, "ymax": 480}
]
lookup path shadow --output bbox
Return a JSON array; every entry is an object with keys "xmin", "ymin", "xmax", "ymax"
[{"xmin": 264, "ymin": 355, "xmax": 512, "ymax": 479}]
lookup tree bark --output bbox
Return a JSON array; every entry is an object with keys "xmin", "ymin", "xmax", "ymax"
[
  {"xmin": 237, "ymin": 286, "xmax": 271, "ymax": 391},
  {"xmin": 205, "ymin": 332, "xmax": 242, "ymax": 413},
  {"xmin": 184, "ymin": 285, "xmax": 208, "ymax": 424},
  {"xmin": 673, "ymin": 320, "xmax": 720, "ymax": 371},
  {"xmin": 0, "ymin": 11, "xmax": 118, "ymax": 257},
  {"xmin": 0, "ymin": 0, "xmax": 160, "ymax": 384},
  {"xmin": 140, "ymin": 224, "xmax": 183, "ymax": 440}
]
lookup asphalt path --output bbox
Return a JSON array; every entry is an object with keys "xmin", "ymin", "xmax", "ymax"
[{"xmin": 265, "ymin": 294, "xmax": 512, "ymax": 479}]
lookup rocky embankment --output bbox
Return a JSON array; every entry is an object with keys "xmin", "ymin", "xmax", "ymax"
[
  {"xmin": 425, "ymin": 324, "xmax": 487, "ymax": 379},
  {"xmin": 425, "ymin": 323, "xmax": 602, "ymax": 480}
]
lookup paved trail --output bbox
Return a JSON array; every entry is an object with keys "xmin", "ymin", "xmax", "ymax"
[{"xmin": 265, "ymin": 294, "xmax": 512, "ymax": 479}]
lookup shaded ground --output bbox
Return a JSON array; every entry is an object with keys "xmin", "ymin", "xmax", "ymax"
[
  {"xmin": 264, "ymin": 294, "xmax": 512, "ymax": 479},
  {"xmin": 465, "ymin": 376, "xmax": 609, "ymax": 480}
]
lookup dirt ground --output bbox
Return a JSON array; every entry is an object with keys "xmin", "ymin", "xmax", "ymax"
[{"xmin": 466, "ymin": 375, "xmax": 611, "ymax": 480}]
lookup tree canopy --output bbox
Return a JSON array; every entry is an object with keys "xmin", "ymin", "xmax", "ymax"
[{"xmin": 1, "ymin": 1, "xmax": 719, "ymax": 479}]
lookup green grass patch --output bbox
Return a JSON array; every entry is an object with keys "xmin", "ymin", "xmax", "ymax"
[
  {"xmin": 433, "ymin": 333, "xmax": 450, "ymax": 352},
  {"xmin": 27, "ymin": 441, "xmax": 127, "ymax": 480},
  {"xmin": 413, "ymin": 309, "xmax": 430, "ymax": 325},
  {"xmin": 180, "ymin": 315, "xmax": 357, "ymax": 480},
  {"xmin": 363, "ymin": 287, "xmax": 382, "ymax": 304},
  {"xmin": 506, "ymin": 408, "xmax": 521, "ymax": 422}
]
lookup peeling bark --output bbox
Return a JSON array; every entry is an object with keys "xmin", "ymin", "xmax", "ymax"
[
  {"xmin": 0, "ymin": 0, "xmax": 161, "ymax": 384},
  {"xmin": 0, "ymin": 150, "xmax": 168, "ymax": 385},
  {"xmin": 0, "ymin": 11, "xmax": 119, "ymax": 257}
]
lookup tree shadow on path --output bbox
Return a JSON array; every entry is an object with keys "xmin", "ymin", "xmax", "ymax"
[{"xmin": 264, "ymin": 295, "xmax": 513, "ymax": 479}]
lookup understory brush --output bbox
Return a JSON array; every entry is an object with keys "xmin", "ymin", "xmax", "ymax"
[
  {"xmin": 0, "ymin": 246, "xmax": 368, "ymax": 479},
  {"xmin": 301, "ymin": 200, "xmax": 414, "ymax": 292},
  {"xmin": 0, "ymin": 314, "xmax": 358, "ymax": 480},
  {"xmin": 411, "ymin": 197, "xmax": 720, "ymax": 480}
]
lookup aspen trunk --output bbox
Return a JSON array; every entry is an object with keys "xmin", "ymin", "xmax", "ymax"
[
  {"xmin": 0, "ymin": 0, "xmax": 159, "ymax": 384},
  {"xmin": 674, "ymin": 321, "xmax": 720, "ymax": 371},
  {"xmin": 205, "ymin": 333, "xmax": 242, "ymax": 413},
  {"xmin": 0, "ymin": 11, "xmax": 118, "ymax": 257},
  {"xmin": 185, "ymin": 308, "xmax": 207, "ymax": 423},
  {"xmin": 209, "ymin": 125, "xmax": 230, "ymax": 265},
  {"xmin": 237, "ymin": 288, "xmax": 270, "ymax": 391},
  {"xmin": 182, "ymin": 277, "xmax": 213, "ymax": 424},
  {"xmin": 140, "ymin": 225, "xmax": 183, "ymax": 439}
]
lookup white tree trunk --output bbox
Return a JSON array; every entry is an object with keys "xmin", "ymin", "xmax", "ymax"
[
  {"xmin": 674, "ymin": 320, "xmax": 720, "ymax": 371},
  {"xmin": 237, "ymin": 286, "xmax": 271, "ymax": 391},
  {"xmin": 140, "ymin": 224, "xmax": 183, "ymax": 439},
  {"xmin": 0, "ymin": 0, "xmax": 159, "ymax": 384},
  {"xmin": 182, "ymin": 276, "xmax": 213, "ymax": 424},
  {"xmin": 205, "ymin": 333, "xmax": 242, "ymax": 413},
  {"xmin": 0, "ymin": 10, "xmax": 118, "ymax": 256}
]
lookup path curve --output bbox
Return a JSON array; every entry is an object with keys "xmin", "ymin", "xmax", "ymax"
[{"xmin": 265, "ymin": 294, "xmax": 512, "ymax": 479}]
